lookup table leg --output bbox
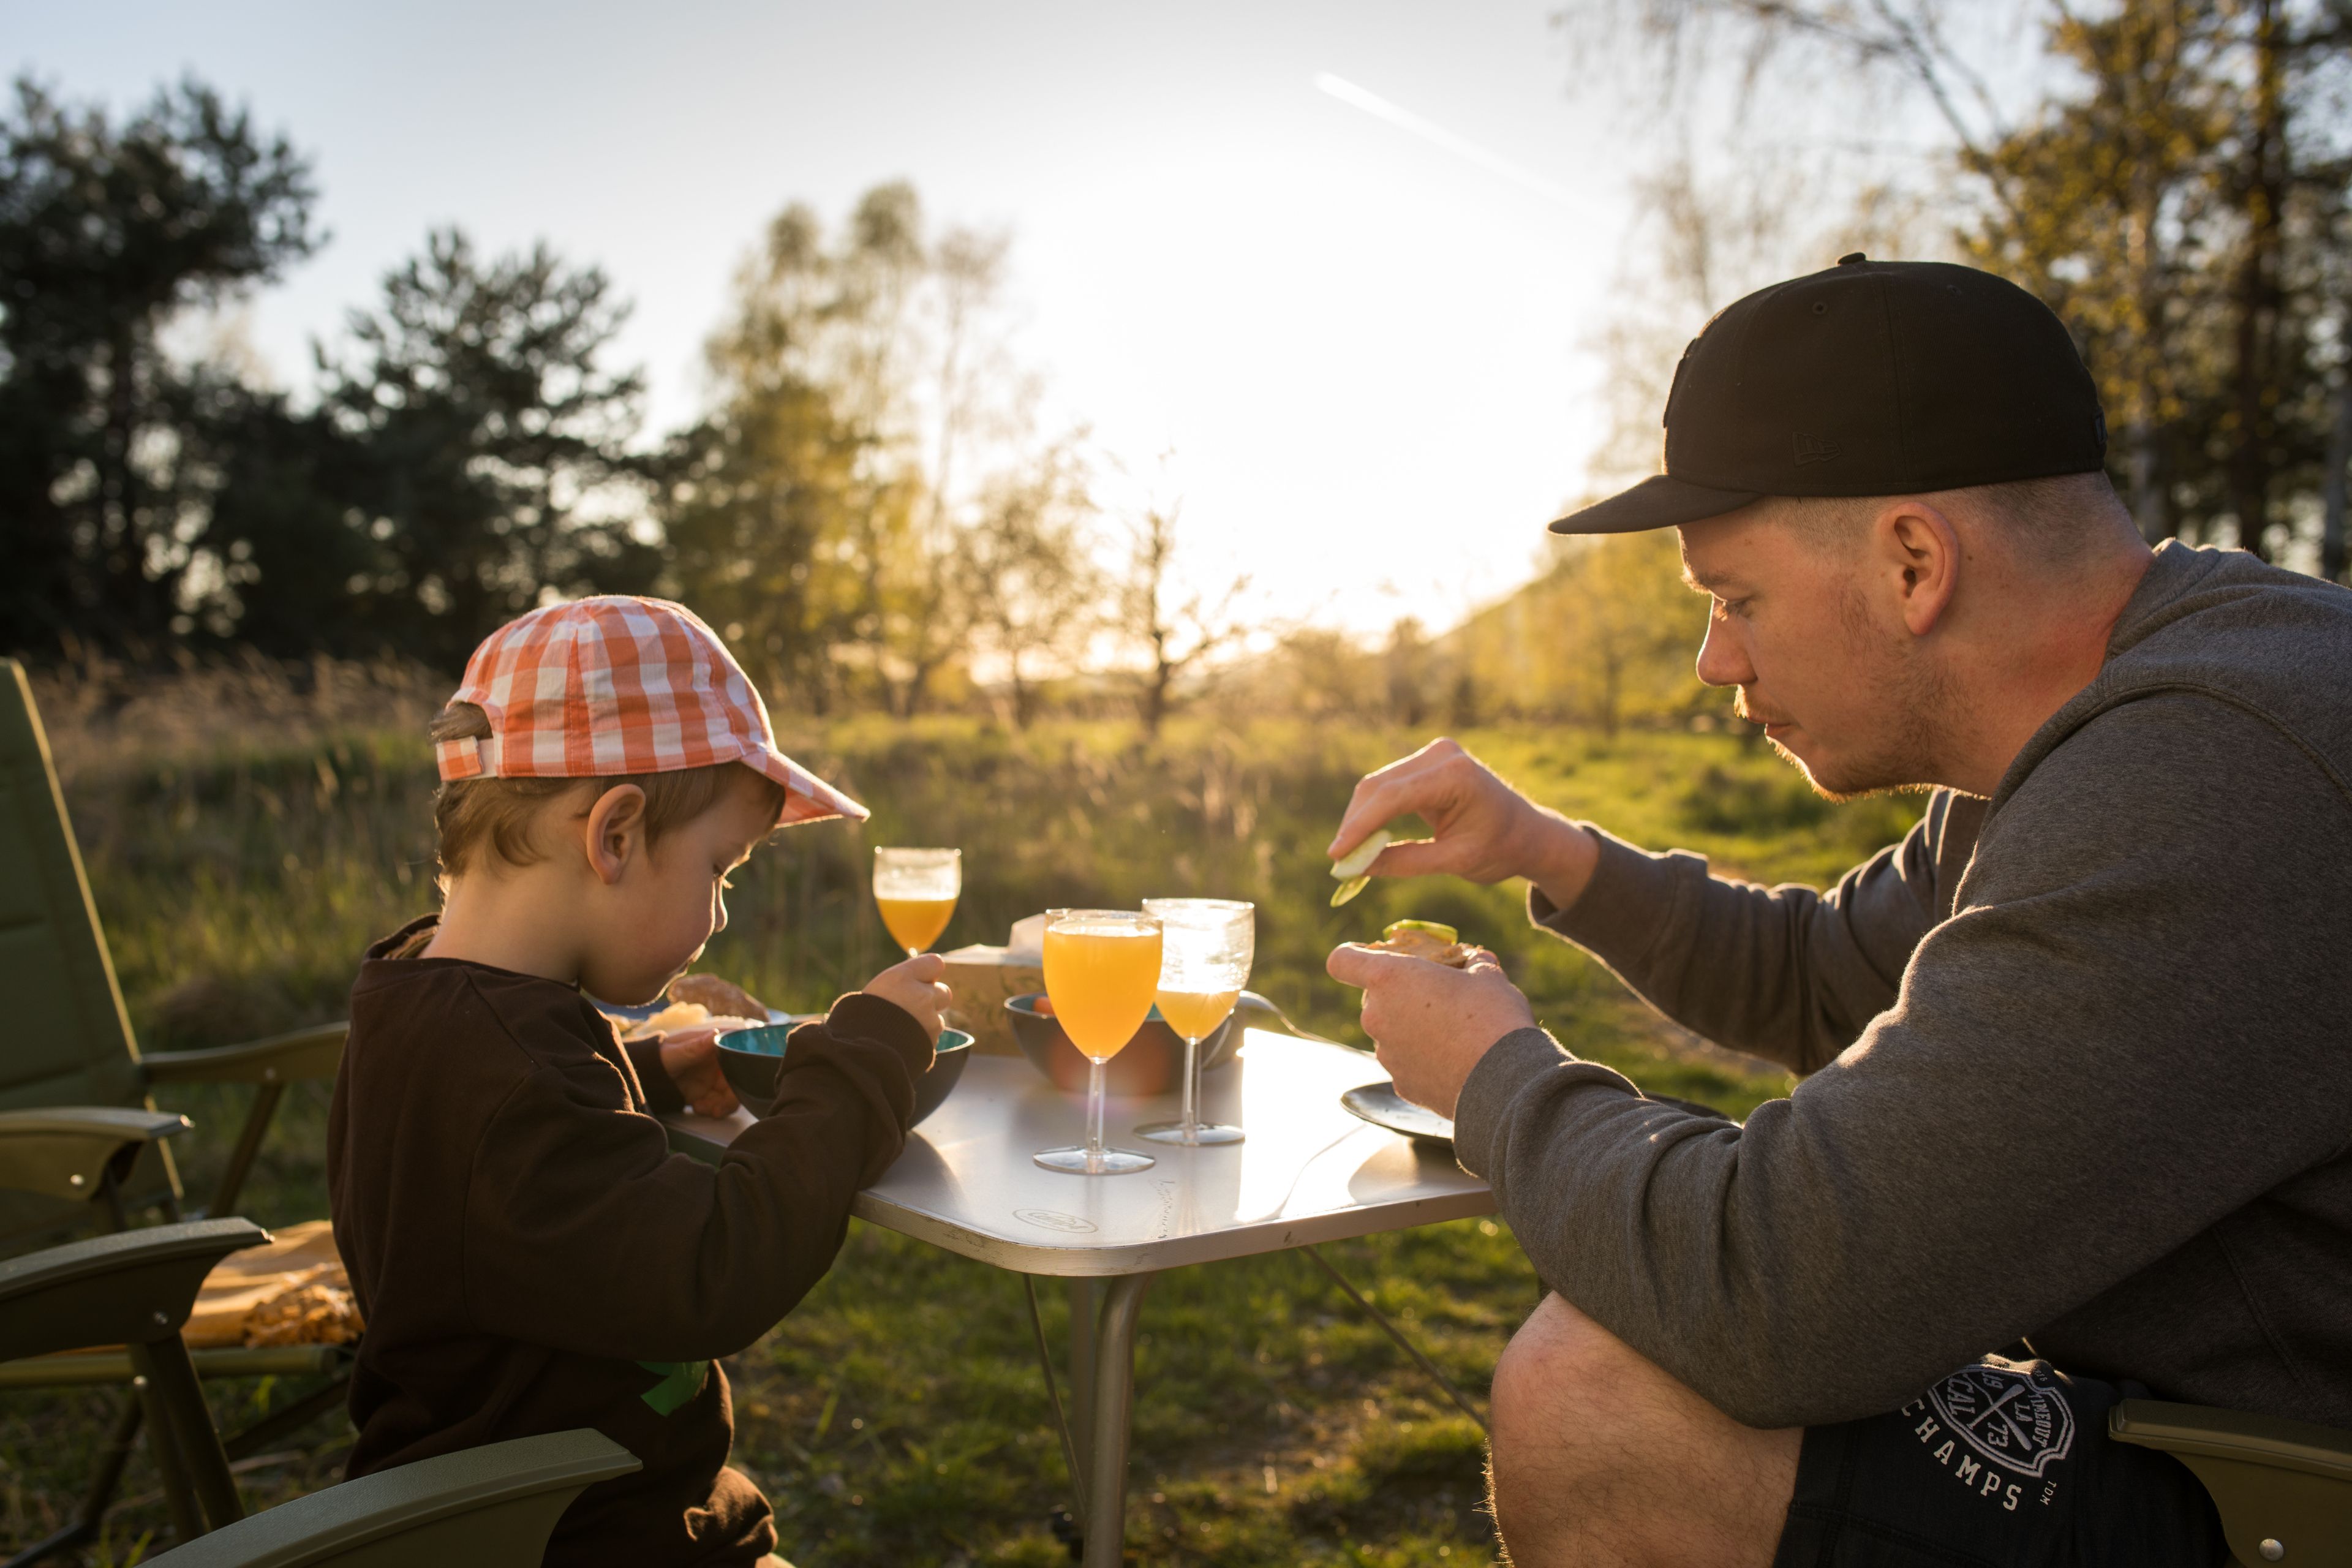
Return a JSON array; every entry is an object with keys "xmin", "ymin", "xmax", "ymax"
[
  {"xmin": 1066, "ymin": 1276, "xmax": 1099, "ymax": 1463},
  {"xmin": 1082, "ymin": 1273, "xmax": 1156, "ymax": 1568}
]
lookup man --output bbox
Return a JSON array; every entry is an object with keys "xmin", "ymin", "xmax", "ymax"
[{"xmin": 1325, "ymin": 256, "xmax": 2352, "ymax": 1566}]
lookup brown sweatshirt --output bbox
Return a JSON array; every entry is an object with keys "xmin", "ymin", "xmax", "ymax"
[{"xmin": 328, "ymin": 916, "xmax": 932, "ymax": 1567}]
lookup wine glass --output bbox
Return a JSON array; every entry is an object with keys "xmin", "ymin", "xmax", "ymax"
[
  {"xmin": 1136, "ymin": 898, "xmax": 1253, "ymax": 1147},
  {"xmin": 1034, "ymin": 910, "xmax": 1162, "ymax": 1175},
  {"xmin": 873, "ymin": 847, "xmax": 960, "ymax": 958}
]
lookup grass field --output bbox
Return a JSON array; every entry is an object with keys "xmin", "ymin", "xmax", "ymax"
[{"xmin": 1, "ymin": 674, "xmax": 1923, "ymax": 1565}]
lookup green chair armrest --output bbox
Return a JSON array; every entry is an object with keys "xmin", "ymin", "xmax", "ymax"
[
  {"xmin": 142, "ymin": 1023, "xmax": 347, "ymax": 1219},
  {"xmin": 2110, "ymin": 1399, "xmax": 2352, "ymax": 1566},
  {"xmin": 0, "ymin": 1216, "xmax": 269, "ymax": 1362},
  {"xmin": 0, "ymin": 1106, "xmax": 190, "ymax": 1202},
  {"xmin": 142, "ymin": 1428, "xmax": 641, "ymax": 1568},
  {"xmin": 0, "ymin": 1342, "xmax": 347, "ymax": 1389},
  {"xmin": 141, "ymin": 1022, "xmax": 348, "ymax": 1087}
]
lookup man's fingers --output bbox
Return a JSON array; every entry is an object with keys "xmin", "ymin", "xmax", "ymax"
[
  {"xmin": 1326, "ymin": 941, "xmax": 1409, "ymax": 988},
  {"xmin": 1459, "ymin": 946, "xmax": 1505, "ymax": 976},
  {"xmin": 899, "ymin": 952, "xmax": 946, "ymax": 980},
  {"xmin": 1328, "ymin": 744, "xmax": 1458, "ymax": 858},
  {"xmin": 1366, "ymin": 837, "xmax": 1452, "ymax": 879}
]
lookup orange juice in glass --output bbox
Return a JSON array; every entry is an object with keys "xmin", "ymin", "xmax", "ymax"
[
  {"xmin": 873, "ymin": 848, "xmax": 960, "ymax": 957},
  {"xmin": 1137, "ymin": 898, "xmax": 1253, "ymax": 1146},
  {"xmin": 1154, "ymin": 989, "xmax": 1240, "ymax": 1041},
  {"xmin": 1035, "ymin": 910, "xmax": 1162, "ymax": 1175}
]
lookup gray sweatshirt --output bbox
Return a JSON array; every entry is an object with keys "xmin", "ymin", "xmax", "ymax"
[{"xmin": 1453, "ymin": 541, "xmax": 2352, "ymax": 1431}]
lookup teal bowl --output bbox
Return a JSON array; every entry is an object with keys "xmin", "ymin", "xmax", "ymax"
[{"xmin": 716, "ymin": 1023, "xmax": 972, "ymax": 1125}]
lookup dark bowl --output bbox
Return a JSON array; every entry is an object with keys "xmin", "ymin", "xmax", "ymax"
[
  {"xmin": 716, "ymin": 1023, "xmax": 972, "ymax": 1125},
  {"xmin": 1004, "ymin": 993, "xmax": 1240, "ymax": 1096}
]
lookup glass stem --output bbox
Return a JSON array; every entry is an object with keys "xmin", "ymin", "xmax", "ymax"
[
  {"xmin": 1086, "ymin": 1057, "xmax": 1106, "ymax": 1175},
  {"xmin": 1181, "ymin": 1034, "xmax": 1201, "ymax": 1146}
]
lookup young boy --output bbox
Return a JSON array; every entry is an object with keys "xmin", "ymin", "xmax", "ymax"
[{"xmin": 328, "ymin": 597, "xmax": 949, "ymax": 1567}]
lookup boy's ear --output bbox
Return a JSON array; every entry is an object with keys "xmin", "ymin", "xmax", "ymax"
[{"xmin": 582, "ymin": 784, "xmax": 649, "ymax": 887}]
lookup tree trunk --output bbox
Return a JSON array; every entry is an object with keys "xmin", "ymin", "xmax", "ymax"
[
  {"xmin": 1008, "ymin": 651, "xmax": 1032, "ymax": 729},
  {"xmin": 1142, "ymin": 661, "xmax": 1171, "ymax": 738},
  {"xmin": 2126, "ymin": 128, "xmax": 2170, "ymax": 545},
  {"xmin": 2226, "ymin": 0, "xmax": 2286, "ymax": 559},
  {"xmin": 2323, "ymin": 368, "xmax": 2352, "ymax": 583},
  {"xmin": 2128, "ymin": 418, "xmax": 2167, "ymax": 544}
]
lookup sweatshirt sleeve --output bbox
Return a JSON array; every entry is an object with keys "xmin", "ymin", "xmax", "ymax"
[
  {"xmin": 1455, "ymin": 695, "xmax": 2352, "ymax": 1428},
  {"xmin": 622, "ymin": 1035, "xmax": 685, "ymax": 1114},
  {"xmin": 458, "ymin": 990, "xmax": 934, "ymax": 1363},
  {"xmin": 1526, "ymin": 793, "xmax": 1967, "ymax": 1074}
]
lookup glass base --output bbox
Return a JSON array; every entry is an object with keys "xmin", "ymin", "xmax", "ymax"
[
  {"xmin": 1134, "ymin": 1120, "xmax": 1245, "ymax": 1146},
  {"xmin": 1033, "ymin": 1145, "xmax": 1155, "ymax": 1175}
]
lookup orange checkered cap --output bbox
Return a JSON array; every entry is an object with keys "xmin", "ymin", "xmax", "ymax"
[{"xmin": 434, "ymin": 597, "xmax": 869, "ymax": 827}]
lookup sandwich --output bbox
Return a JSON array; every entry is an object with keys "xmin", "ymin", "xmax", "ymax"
[{"xmin": 1364, "ymin": 919, "xmax": 1472, "ymax": 968}]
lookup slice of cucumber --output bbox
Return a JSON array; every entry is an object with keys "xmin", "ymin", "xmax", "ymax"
[
  {"xmin": 1381, "ymin": 919, "xmax": 1459, "ymax": 944},
  {"xmin": 1330, "ymin": 875, "xmax": 1371, "ymax": 908}
]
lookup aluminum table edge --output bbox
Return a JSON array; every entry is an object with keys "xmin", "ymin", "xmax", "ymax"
[{"xmin": 843, "ymin": 1185, "xmax": 1496, "ymax": 1276}]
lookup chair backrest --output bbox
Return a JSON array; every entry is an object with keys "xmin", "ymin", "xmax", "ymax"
[
  {"xmin": 0, "ymin": 659, "xmax": 145, "ymax": 1109},
  {"xmin": 0, "ymin": 658, "xmax": 173, "ymax": 1239},
  {"xmin": 141, "ymin": 1430, "xmax": 643, "ymax": 1568}
]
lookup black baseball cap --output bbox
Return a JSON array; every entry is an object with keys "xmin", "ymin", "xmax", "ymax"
[{"xmin": 1551, "ymin": 255, "xmax": 2108, "ymax": 534}]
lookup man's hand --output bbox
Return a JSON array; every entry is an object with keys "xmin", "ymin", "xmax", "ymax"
[
  {"xmin": 1326, "ymin": 943, "xmax": 1536, "ymax": 1120},
  {"xmin": 864, "ymin": 952, "xmax": 951, "ymax": 1041},
  {"xmin": 657, "ymin": 1026, "xmax": 742, "ymax": 1118},
  {"xmin": 1327, "ymin": 738, "xmax": 1602, "ymax": 912}
]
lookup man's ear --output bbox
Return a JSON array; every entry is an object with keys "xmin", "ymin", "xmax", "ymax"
[
  {"xmin": 1872, "ymin": 499, "xmax": 1961, "ymax": 637},
  {"xmin": 582, "ymin": 784, "xmax": 648, "ymax": 888}
]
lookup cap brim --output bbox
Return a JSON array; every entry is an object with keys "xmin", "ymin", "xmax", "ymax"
[
  {"xmin": 750, "ymin": 748, "xmax": 871, "ymax": 827},
  {"xmin": 1548, "ymin": 474, "xmax": 1763, "ymax": 534}
]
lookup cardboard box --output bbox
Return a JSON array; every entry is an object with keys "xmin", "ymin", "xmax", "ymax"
[{"xmin": 940, "ymin": 944, "xmax": 1044, "ymax": 1056}]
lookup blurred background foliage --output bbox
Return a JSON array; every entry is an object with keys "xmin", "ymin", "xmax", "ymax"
[{"xmin": 7, "ymin": 0, "xmax": 2348, "ymax": 738}]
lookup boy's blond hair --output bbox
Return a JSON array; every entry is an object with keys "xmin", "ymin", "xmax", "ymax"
[{"xmin": 429, "ymin": 703, "xmax": 787, "ymax": 882}]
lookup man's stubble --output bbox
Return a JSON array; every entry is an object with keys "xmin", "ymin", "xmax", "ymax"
[{"xmin": 1747, "ymin": 578, "xmax": 1961, "ymax": 804}]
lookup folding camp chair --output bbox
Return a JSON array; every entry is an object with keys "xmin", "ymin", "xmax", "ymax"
[
  {"xmin": 0, "ymin": 657, "xmax": 346, "ymax": 1245},
  {"xmin": 2110, "ymin": 1401, "xmax": 2352, "ymax": 1567},
  {"xmin": 0, "ymin": 658, "xmax": 351, "ymax": 1562},
  {"xmin": 0, "ymin": 1115, "xmax": 360, "ymax": 1561},
  {"xmin": 0, "ymin": 1218, "xmax": 273, "ymax": 1553},
  {"xmin": 139, "ymin": 1430, "xmax": 639, "ymax": 1568}
]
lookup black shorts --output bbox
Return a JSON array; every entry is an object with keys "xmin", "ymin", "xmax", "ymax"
[{"xmin": 1773, "ymin": 1357, "xmax": 2229, "ymax": 1567}]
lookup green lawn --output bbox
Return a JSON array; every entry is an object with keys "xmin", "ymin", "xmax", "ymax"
[{"xmin": 2, "ymin": 710, "xmax": 1921, "ymax": 1564}]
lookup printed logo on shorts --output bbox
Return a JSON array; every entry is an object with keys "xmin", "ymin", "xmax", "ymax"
[
  {"xmin": 1929, "ymin": 1364, "xmax": 2076, "ymax": 1477},
  {"xmin": 1901, "ymin": 1364, "xmax": 2076, "ymax": 1512}
]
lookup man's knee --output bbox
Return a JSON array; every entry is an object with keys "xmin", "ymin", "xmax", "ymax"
[
  {"xmin": 1486, "ymin": 1294, "xmax": 1801, "ymax": 1566},
  {"xmin": 1492, "ymin": 1292, "xmax": 1638, "ymax": 1444},
  {"xmin": 1488, "ymin": 1294, "xmax": 1632, "ymax": 1507}
]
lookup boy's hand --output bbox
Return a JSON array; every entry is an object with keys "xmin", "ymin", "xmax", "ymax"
[
  {"xmin": 864, "ymin": 953, "xmax": 951, "ymax": 1041},
  {"xmin": 656, "ymin": 1026, "xmax": 742, "ymax": 1118}
]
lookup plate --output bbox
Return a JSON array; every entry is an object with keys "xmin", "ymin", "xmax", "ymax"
[
  {"xmin": 593, "ymin": 997, "xmax": 796, "ymax": 1032},
  {"xmin": 1340, "ymin": 1080, "xmax": 1456, "ymax": 1147}
]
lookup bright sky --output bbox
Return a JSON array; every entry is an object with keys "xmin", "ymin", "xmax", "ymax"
[{"xmin": 9, "ymin": 0, "xmax": 1637, "ymax": 635}]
